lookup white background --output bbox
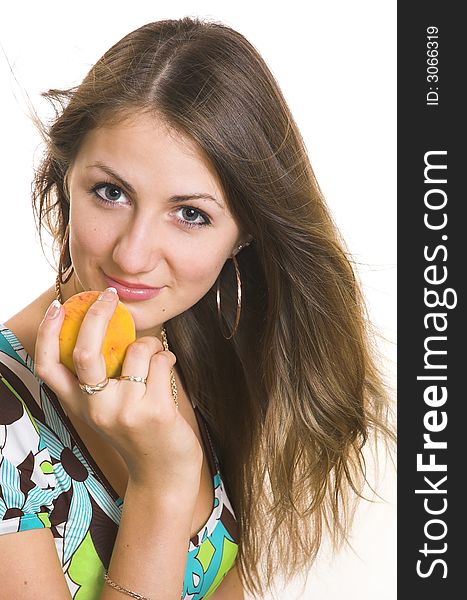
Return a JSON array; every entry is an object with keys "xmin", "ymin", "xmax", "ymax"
[{"xmin": 0, "ymin": 2, "xmax": 396, "ymax": 599}]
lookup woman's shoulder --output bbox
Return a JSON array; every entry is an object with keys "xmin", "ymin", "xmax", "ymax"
[
  {"xmin": 2, "ymin": 284, "xmax": 56, "ymax": 361},
  {"xmin": 0, "ymin": 321, "xmax": 45, "ymax": 420},
  {"xmin": 0, "ymin": 303, "xmax": 54, "ymax": 430},
  {"xmin": 0, "ymin": 321, "xmax": 57, "ymax": 537}
]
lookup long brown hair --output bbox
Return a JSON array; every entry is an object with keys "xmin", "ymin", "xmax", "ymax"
[{"xmin": 30, "ymin": 17, "xmax": 395, "ymax": 597}]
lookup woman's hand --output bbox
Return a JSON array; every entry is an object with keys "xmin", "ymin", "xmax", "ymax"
[{"xmin": 34, "ymin": 287, "xmax": 203, "ymax": 493}]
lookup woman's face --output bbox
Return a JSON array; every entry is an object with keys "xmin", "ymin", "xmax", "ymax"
[{"xmin": 66, "ymin": 112, "xmax": 246, "ymax": 338}]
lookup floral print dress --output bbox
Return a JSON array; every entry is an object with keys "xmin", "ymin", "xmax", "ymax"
[{"xmin": 0, "ymin": 323, "xmax": 239, "ymax": 599}]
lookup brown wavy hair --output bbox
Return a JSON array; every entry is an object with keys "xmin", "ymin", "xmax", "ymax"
[{"xmin": 29, "ymin": 16, "xmax": 395, "ymax": 598}]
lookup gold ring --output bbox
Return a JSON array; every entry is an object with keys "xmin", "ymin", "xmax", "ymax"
[
  {"xmin": 78, "ymin": 377, "xmax": 110, "ymax": 395},
  {"xmin": 117, "ymin": 375, "xmax": 147, "ymax": 384}
]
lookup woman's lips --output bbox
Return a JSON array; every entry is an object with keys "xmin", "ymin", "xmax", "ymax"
[{"xmin": 103, "ymin": 274, "xmax": 164, "ymax": 301}]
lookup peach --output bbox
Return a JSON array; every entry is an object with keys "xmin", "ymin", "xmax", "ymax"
[{"xmin": 59, "ymin": 291, "xmax": 136, "ymax": 378}]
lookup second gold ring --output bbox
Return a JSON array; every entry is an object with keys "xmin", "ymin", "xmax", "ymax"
[{"xmin": 116, "ymin": 375, "xmax": 148, "ymax": 384}]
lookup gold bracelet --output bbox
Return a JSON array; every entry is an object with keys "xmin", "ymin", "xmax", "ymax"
[{"xmin": 103, "ymin": 571, "xmax": 152, "ymax": 600}]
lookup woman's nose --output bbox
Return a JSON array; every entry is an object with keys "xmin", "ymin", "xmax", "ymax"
[{"xmin": 112, "ymin": 218, "xmax": 163, "ymax": 274}]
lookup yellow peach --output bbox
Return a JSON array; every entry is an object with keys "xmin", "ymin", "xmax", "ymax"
[{"xmin": 59, "ymin": 290, "xmax": 136, "ymax": 378}]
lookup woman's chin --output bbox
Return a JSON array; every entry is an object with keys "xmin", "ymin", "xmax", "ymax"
[{"xmin": 128, "ymin": 310, "xmax": 165, "ymax": 339}]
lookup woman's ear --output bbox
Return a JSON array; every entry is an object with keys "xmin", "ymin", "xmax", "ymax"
[{"xmin": 232, "ymin": 235, "xmax": 253, "ymax": 256}]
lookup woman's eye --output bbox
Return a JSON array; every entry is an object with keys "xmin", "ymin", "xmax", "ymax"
[
  {"xmin": 174, "ymin": 206, "xmax": 211, "ymax": 228},
  {"xmin": 90, "ymin": 182, "xmax": 129, "ymax": 205}
]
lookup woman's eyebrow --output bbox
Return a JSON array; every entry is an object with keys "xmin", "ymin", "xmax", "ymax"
[{"xmin": 86, "ymin": 161, "xmax": 225, "ymax": 209}]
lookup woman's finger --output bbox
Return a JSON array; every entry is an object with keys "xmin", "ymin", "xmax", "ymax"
[
  {"xmin": 119, "ymin": 336, "xmax": 163, "ymax": 382},
  {"xmin": 34, "ymin": 300, "xmax": 77, "ymax": 403},
  {"xmin": 72, "ymin": 287, "xmax": 118, "ymax": 386},
  {"xmin": 144, "ymin": 350, "xmax": 178, "ymax": 415}
]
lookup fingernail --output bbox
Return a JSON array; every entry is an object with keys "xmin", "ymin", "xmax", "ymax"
[
  {"xmin": 98, "ymin": 287, "xmax": 118, "ymax": 301},
  {"xmin": 45, "ymin": 299, "xmax": 61, "ymax": 319}
]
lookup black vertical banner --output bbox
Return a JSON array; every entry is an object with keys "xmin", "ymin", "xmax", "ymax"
[{"xmin": 398, "ymin": 3, "xmax": 464, "ymax": 598}]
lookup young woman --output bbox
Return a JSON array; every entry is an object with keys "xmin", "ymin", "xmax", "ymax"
[{"xmin": 0, "ymin": 16, "xmax": 394, "ymax": 600}]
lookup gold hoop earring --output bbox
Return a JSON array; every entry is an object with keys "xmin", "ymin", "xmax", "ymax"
[
  {"xmin": 58, "ymin": 222, "xmax": 74, "ymax": 284},
  {"xmin": 216, "ymin": 254, "xmax": 242, "ymax": 340}
]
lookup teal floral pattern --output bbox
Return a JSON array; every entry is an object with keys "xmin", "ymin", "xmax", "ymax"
[{"xmin": 0, "ymin": 324, "xmax": 239, "ymax": 598}]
